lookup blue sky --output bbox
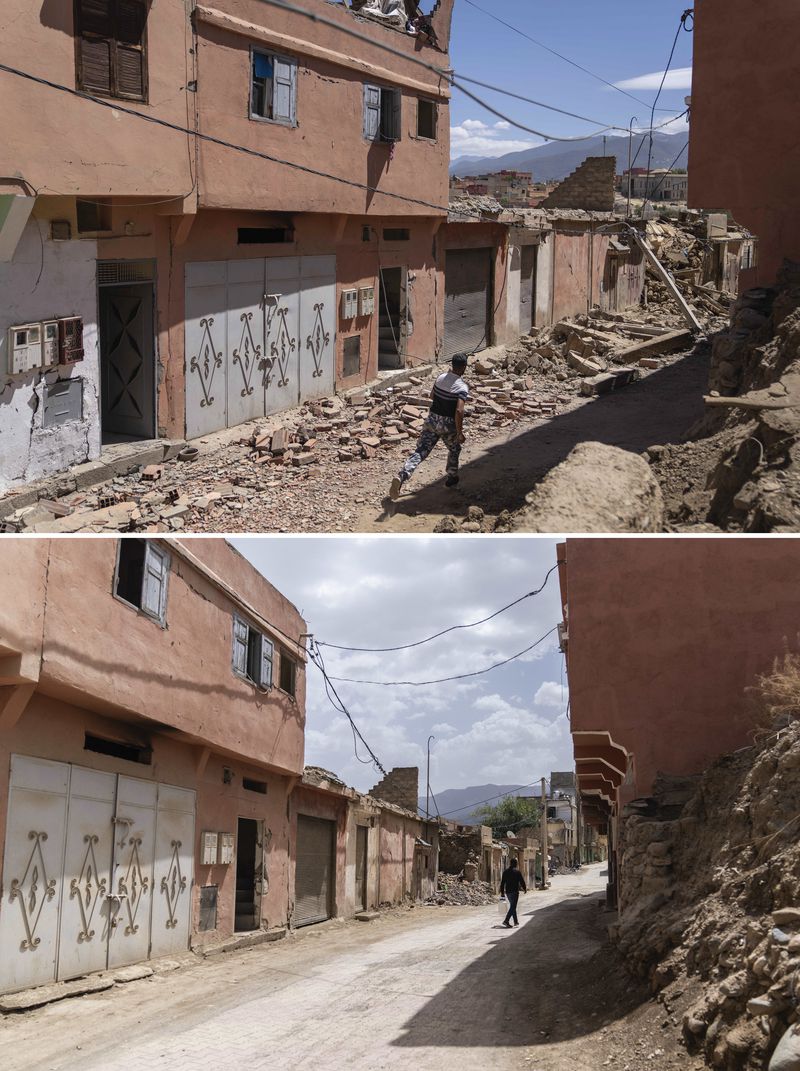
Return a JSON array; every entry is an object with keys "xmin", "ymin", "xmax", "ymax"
[
  {"xmin": 448, "ymin": 0, "xmax": 694, "ymax": 159},
  {"xmin": 232, "ymin": 537, "xmax": 570, "ymax": 795}
]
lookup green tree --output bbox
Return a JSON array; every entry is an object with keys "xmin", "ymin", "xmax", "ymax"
[{"xmin": 473, "ymin": 795, "xmax": 541, "ymax": 837}]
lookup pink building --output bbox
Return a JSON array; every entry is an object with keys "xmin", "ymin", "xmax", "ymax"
[
  {"xmin": 689, "ymin": 0, "xmax": 800, "ymax": 286},
  {"xmin": 0, "ymin": 0, "xmax": 455, "ymax": 490},
  {"xmin": 558, "ymin": 538, "xmax": 800, "ymax": 899},
  {"xmin": 0, "ymin": 537, "xmax": 308, "ymax": 993}
]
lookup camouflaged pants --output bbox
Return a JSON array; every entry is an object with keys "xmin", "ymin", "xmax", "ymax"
[{"xmin": 400, "ymin": 413, "xmax": 461, "ymax": 482}]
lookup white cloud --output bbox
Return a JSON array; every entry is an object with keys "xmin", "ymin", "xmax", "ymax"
[
  {"xmin": 450, "ymin": 118, "xmax": 539, "ymax": 161},
  {"xmin": 533, "ymin": 681, "xmax": 566, "ymax": 710},
  {"xmin": 615, "ymin": 66, "xmax": 692, "ymax": 92}
]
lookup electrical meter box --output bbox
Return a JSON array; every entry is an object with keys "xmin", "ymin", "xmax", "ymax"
[
  {"xmin": 42, "ymin": 321, "xmax": 59, "ymax": 366},
  {"xmin": 8, "ymin": 323, "xmax": 42, "ymax": 374},
  {"xmin": 341, "ymin": 289, "xmax": 358, "ymax": 319},
  {"xmin": 218, "ymin": 832, "xmax": 235, "ymax": 865},
  {"xmin": 359, "ymin": 286, "xmax": 375, "ymax": 317},
  {"xmin": 201, "ymin": 831, "xmax": 219, "ymax": 866}
]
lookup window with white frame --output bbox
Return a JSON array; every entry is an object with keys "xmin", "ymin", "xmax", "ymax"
[
  {"xmin": 114, "ymin": 539, "xmax": 170, "ymax": 624},
  {"xmin": 364, "ymin": 84, "xmax": 402, "ymax": 142},
  {"xmin": 232, "ymin": 614, "xmax": 274, "ymax": 689},
  {"xmin": 251, "ymin": 51, "xmax": 297, "ymax": 125}
]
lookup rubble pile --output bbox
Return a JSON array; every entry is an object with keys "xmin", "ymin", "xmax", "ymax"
[
  {"xmin": 427, "ymin": 873, "xmax": 497, "ymax": 907},
  {"xmin": 644, "ymin": 218, "xmax": 733, "ymax": 326},
  {"xmin": 649, "ymin": 263, "xmax": 800, "ymax": 531},
  {"xmin": 612, "ymin": 708, "xmax": 800, "ymax": 1070}
]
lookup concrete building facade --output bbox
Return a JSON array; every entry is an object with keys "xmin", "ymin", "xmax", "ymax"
[
  {"xmin": 0, "ymin": 0, "xmax": 456, "ymax": 491},
  {"xmin": 689, "ymin": 0, "xmax": 799, "ymax": 286},
  {"xmin": 558, "ymin": 537, "xmax": 800, "ymax": 897},
  {"xmin": 0, "ymin": 537, "xmax": 308, "ymax": 993}
]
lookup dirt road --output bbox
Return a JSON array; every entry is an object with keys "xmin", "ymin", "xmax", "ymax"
[{"xmin": 0, "ymin": 864, "xmax": 700, "ymax": 1071}]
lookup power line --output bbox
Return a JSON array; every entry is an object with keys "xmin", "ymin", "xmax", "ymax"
[
  {"xmin": 319, "ymin": 565, "xmax": 558, "ymax": 653},
  {"xmin": 461, "ymin": 0, "xmax": 677, "ymax": 112},
  {"xmin": 437, "ymin": 779, "xmax": 546, "ymax": 819},
  {"xmin": 641, "ymin": 139, "xmax": 690, "ymax": 211},
  {"xmin": 328, "ymin": 627, "xmax": 559, "ymax": 687},
  {"xmin": 309, "ymin": 642, "xmax": 387, "ymax": 775},
  {"xmin": 644, "ymin": 9, "xmax": 694, "ymax": 211}
]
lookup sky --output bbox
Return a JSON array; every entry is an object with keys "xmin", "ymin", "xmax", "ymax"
[
  {"xmin": 231, "ymin": 536, "xmax": 571, "ymax": 797},
  {"xmin": 447, "ymin": 0, "xmax": 695, "ymax": 159}
]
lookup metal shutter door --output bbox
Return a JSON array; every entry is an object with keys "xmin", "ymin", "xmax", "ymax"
[
  {"xmin": 444, "ymin": 248, "xmax": 492, "ymax": 357},
  {"xmin": 294, "ymin": 815, "xmax": 335, "ymax": 927}
]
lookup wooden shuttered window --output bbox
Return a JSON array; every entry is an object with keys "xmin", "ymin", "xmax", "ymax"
[
  {"xmin": 251, "ymin": 51, "xmax": 297, "ymax": 125},
  {"xmin": 364, "ymin": 84, "xmax": 401, "ymax": 142},
  {"xmin": 232, "ymin": 614, "xmax": 274, "ymax": 689},
  {"xmin": 75, "ymin": 0, "xmax": 148, "ymax": 102}
]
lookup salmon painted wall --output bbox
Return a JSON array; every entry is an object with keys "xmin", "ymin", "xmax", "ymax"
[
  {"xmin": 441, "ymin": 222, "xmax": 510, "ymax": 348},
  {"xmin": 689, "ymin": 0, "xmax": 800, "ymax": 285},
  {"xmin": 563, "ymin": 538, "xmax": 800, "ymax": 803},
  {"xmin": 0, "ymin": 540, "xmax": 48, "ymax": 679},
  {"xmin": 378, "ymin": 810, "xmax": 416, "ymax": 904},
  {"xmin": 3, "ymin": 538, "xmax": 306, "ymax": 776},
  {"xmin": 0, "ymin": 1, "xmax": 193, "ymax": 197},
  {"xmin": 551, "ymin": 226, "xmax": 643, "ymax": 323},
  {"xmin": 194, "ymin": 4, "xmax": 450, "ymax": 217}
]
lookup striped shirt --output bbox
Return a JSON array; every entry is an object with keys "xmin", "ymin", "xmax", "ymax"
[{"xmin": 430, "ymin": 371, "xmax": 469, "ymax": 419}]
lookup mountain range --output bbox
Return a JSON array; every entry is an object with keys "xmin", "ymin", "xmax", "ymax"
[
  {"xmin": 450, "ymin": 131, "xmax": 688, "ymax": 184},
  {"xmin": 418, "ymin": 783, "xmax": 525, "ymax": 822}
]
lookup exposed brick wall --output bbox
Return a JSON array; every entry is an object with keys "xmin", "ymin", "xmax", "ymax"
[
  {"xmin": 541, "ymin": 157, "xmax": 616, "ymax": 212},
  {"xmin": 368, "ymin": 767, "xmax": 419, "ymax": 811}
]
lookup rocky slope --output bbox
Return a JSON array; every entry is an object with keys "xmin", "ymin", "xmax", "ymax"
[{"xmin": 613, "ymin": 701, "xmax": 800, "ymax": 1069}]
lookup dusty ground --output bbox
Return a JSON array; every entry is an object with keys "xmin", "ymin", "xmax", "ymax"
[{"xmin": 0, "ymin": 865, "xmax": 702, "ymax": 1071}]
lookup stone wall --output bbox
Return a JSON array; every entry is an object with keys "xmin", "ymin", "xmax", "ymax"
[{"xmin": 541, "ymin": 157, "xmax": 616, "ymax": 213}]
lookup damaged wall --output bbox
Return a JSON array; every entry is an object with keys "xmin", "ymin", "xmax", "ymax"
[
  {"xmin": 0, "ymin": 219, "xmax": 100, "ymax": 492},
  {"xmin": 541, "ymin": 157, "xmax": 616, "ymax": 214}
]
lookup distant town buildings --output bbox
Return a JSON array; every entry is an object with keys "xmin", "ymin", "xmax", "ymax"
[{"xmin": 450, "ymin": 170, "xmax": 556, "ymax": 209}]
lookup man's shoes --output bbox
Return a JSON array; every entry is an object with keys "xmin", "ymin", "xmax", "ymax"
[
  {"xmin": 445, "ymin": 474, "xmax": 459, "ymax": 488},
  {"xmin": 513, "ymin": 922, "xmax": 519, "ymax": 927},
  {"xmin": 389, "ymin": 476, "xmax": 403, "ymax": 501},
  {"xmin": 502, "ymin": 922, "xmax": 511, "ymax": 928}
]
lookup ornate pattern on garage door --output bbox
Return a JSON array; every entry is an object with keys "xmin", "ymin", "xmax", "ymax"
[
  {"xmin": 0, "ymin": 755, "xmax": 195, "ymax": 996},
  {"xmin": 185, "ymin": 256, "xmax": 336, "ymax": 439}
]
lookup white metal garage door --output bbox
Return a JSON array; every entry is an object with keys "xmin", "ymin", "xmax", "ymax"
[
  {"xmin": 0, "ymin": 755, "xmax": 195, "ymax": 995},
  {"xmin": 294, "ymin": 814, "xmax": 335, "ymax": 927},
  {"xmin": 185, "ymin": 255, "xmax": 336, "ymax": 438}
]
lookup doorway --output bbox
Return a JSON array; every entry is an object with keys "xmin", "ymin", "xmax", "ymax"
[
  {"xmin": 378, "ymin": 266, "xmax": 405, "ymax": 370},
  {"xmin": 356, "ymin": 825, "xmax": 368, "ymax": 912},
  {"xmin": 99, "ymin": 274, "xmax": 156, "ymax": 442},
  {"xmin": 235, "ymin": 817, "xmax": 260, "ymax": 932},
  {"xmin": 519, "ymin": 245, "xmax": 537, "ymax": 334}
]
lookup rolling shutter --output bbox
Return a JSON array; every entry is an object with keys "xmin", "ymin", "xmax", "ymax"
[
  {"xmin": 294, "ymin": 815, "xmax": 335, "ymax": 927},
  {"xmin": 444, "ymin": 248, "xmax": 492, "ymax": 357}
]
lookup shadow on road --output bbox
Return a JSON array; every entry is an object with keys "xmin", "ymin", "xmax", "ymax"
[
  {"xmin": 381, "ymin": 346, "xmax": 710, "ymax": 525},
  {"xmin": 392, "ymin": 888, "xmax": 648, "ymax": 1049}
]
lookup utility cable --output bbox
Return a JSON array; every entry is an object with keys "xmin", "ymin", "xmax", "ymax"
[
  {"xmin": 436, "ymin": 779, "xmax": 544, "ymax": 819},
  {"xmin": 328, "ymin": 626, "xmax": 558, "ymax": 687},
  {"xmin": 643, "ymin": 9, "xmax": 694, "ymax": 213},
  {"xmin": 309, "ymin": 642, "xmax": 387, "ymax": 775},
  {"xmin": 461, "ymin": 0, "xmax": 676, "ymax": 112},
  {"xmin": 641, "ymin": 139, "xmax": 690, "ymax": 212},
  {"xmin": 319, "ymin": 565, "xmax": 558, "ymax": 653}
]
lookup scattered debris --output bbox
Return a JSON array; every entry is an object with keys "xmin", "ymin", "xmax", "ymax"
[{"xmin": 426, "ymin": 873, "xmax": 497, "ymax": 907}]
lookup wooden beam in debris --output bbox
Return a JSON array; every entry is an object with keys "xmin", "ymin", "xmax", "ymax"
[
  {"xmin": 616, "ymin": 328, "xmax": 694, "ymax": 364},
  {"xmin": 631, "ymin": 230, "xmax": 704, "ymax": 333}
]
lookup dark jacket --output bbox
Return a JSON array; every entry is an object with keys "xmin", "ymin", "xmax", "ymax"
[{"xmin": 500, "ymin": 866, "xmax": 527, "ymax": 896}]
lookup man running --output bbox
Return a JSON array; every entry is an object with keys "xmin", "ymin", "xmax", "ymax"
[{"xmin": 389, "ymin": 352, "xmax": 469, "ymax": 500}]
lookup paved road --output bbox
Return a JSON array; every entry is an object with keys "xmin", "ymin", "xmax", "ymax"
[{"xmin": 2, "ymin": 866, "xmax": 610, "ymax": 1071}]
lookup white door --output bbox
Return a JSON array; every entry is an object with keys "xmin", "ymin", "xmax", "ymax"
[
  {"xmin": 107, "ymin": 776, "xmax": 158, "ymax": 970},
  {"xmin": 227, "ymin": 259, "xmax": 267, "ymax": 429},
  {"xmin": 185, "ymin": 261, "xmax": 229, "ymax": 438},
  {"xmin": 57, "ymin": 766, "xmax": 116, "ymax": 981},
  {"xmin": 0, "ymin": 756, "xmax": 69, "ymax": 993},
  {"xmin": 265, "ymin": 256, "xmax": 302, "ymax": 415},
  {"xmin": 299, "ymin": 256, "xmax": 336, "ymax": 403},
  {"xmin": 151, "ymin": 784, "xmax": 195, "ymax": 959}
]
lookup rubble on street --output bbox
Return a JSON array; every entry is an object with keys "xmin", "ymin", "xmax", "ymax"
[{"xmin": 426, "ymin": 873, "xmax": 497, "ymax": 907}]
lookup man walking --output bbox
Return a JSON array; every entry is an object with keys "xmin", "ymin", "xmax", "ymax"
[
  {"xmin": 389, "ymin": 353, "xmax": 469, "ymax": 500},
  {"xmin": 500, "ymin": 857, "xmax": 527, "ymax": 928}
]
